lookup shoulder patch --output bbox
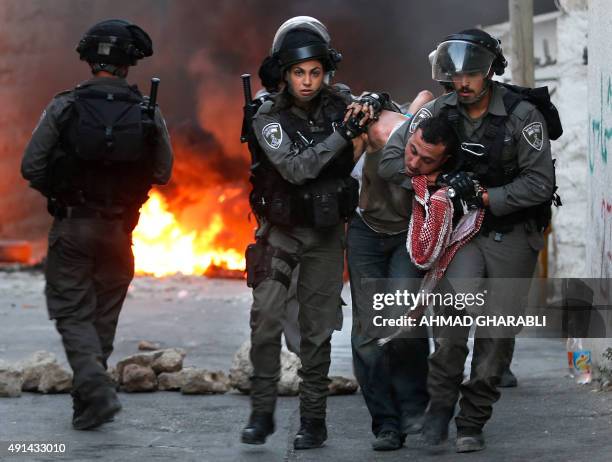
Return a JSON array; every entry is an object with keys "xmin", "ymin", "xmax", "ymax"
[
  {"xmin": 262, "ymin": 122, "xmax": 283, "ymax": 149},
  {"xmin": 409, "ymin": 107, "xmax": 432, "ymax": 133},
  {"xmin": 522, "ymin": 122, "xmax": 544, "ymax": 151}
]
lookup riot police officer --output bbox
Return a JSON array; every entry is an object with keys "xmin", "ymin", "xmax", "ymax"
[
  {"xmin": 241, "ymin": 16, "xmax": 368, "ymax": 450},
  {"xmin": 21, "ymin": 19, "xmax": 173, "ymax": 430},
  {"xmin": 380, "ymin": 29, "xmax": 556, "ymax": 452}
]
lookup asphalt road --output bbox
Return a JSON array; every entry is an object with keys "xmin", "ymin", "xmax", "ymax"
[{"xmin": 1, "ymin": 273, "xmax": 611, "ymax": 462}]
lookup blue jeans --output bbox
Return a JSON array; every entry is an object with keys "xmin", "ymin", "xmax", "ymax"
[{"xmin": 347, "ymin": 214, "xmax": 429, "ymax": 436}]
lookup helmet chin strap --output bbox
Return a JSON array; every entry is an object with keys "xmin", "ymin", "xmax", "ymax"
[{"xmin": 473, "ymin": 79, "xmax": 490, "ymax": 101}]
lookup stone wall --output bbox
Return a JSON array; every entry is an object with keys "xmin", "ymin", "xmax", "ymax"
[
  {"xmin": 585, "ymin": 0, "xmax": 612, "ymax": 375},
  {"xmin": 550, "ymin": 1, "xmax": 588, "ymax": 277}
]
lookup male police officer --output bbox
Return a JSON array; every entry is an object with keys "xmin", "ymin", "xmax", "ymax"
[
  {"xmin": 21, "ymin": 19, "xmax": 173, "ymax": 430},
  {"xmin": 380, "ymin": 29, "xmax": 556, "ymax": 452},
  {"xmin": 241, "ymin": 16, "xmax": 369, "ymax": 449}
]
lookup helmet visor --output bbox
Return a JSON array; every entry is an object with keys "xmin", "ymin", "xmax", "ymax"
[{"xmin": 431, "ymin": 40, "xmax": 496, "ymax": 82}]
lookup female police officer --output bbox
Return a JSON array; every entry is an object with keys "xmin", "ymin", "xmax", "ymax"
[{"xmin": 241, "ymin": 16, "xmax": 370, "ymax": 450}]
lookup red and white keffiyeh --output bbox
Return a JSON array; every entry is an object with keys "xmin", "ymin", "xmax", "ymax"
[
  {"xmin": 407, "ymin": 175, "xmax": 485, "ymax": 291},
  {"xmin": 378, "ymin": 176, "xmax": 485, "ymax": 346}
]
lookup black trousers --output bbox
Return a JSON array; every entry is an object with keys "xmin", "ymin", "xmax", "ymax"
[
  {"xmin": 347, "ymin": 215, "xmax": 429, "ymax": 435},
  {"xmin": 45, "ymin": 217, "xmax": 134, "ymax": 400}
]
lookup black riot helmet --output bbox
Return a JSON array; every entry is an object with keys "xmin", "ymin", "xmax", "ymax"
[
  {"xmin": 76, "ymin": 19, "xmax": 153, "ymax": 67},
  {"xmin": 271, "ymin": 16, "xmax": 342, "ymax": 76},
  {"xmin": 431, "ymin": 29, "xmax": 507, "ymax": 82}
]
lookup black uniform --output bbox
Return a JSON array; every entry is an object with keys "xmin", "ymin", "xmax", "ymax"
[{"xmin": 21, "ymin": 76, "xmax": 173, "ymax": 404}]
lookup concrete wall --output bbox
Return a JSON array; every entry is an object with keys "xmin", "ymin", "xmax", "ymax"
[
  {"xmin": 586, "ymin": 0, "xmax": 612, "ymax": 376},
  {"xmin": 551, "ymin": 2, "xmax": 588, "ymax": 277}
]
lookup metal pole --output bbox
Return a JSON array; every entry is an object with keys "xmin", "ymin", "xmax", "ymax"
[
  {"xmin": 509, "ymin": 0, "xmax": 535, "ymax": 87},
  {"xmin": 510, "ymin": 0, "xmax": 550, "ymax": 280}
]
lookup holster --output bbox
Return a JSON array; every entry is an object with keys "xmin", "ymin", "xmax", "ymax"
[{"xmin": 245, "ymin": 239, "xmax": 298, "ymax": 289}]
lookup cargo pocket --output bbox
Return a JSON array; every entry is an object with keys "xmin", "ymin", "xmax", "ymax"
[{"xmin": 44, "ymin": 232, "xmax": 64, "ymax": 319}]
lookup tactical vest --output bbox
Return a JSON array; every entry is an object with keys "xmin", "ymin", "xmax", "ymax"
[
  {"xmin": 50, "ymin": 83, "xmax": 154, "ymax": 209},
  {"xmin": 249, "ymin": 94, "xmax": 358, "ymax": 228},
  {"xmin": 441, "ymin": 90, "xmax": 560, "ymax": 232}
]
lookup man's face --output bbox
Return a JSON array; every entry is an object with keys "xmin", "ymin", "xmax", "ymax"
[
  {"xmin": 287, "ymin": 59, "xmax": 324, "ymax": 102},
  {"xmin": 404, "ymin": 128, "xmax": 449, "ymax": 176},
  {"xmin": 452, "ymin": 71, "xmax": 488, "ymax": 104}
]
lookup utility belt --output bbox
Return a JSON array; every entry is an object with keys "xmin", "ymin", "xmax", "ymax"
[
  {"xmin": 54, "ymin": 206, "xmax": 124, "ymax": 221},
  {"xmin": 53, "ymin": 204, "xmax": 142, "ymax": 233},
  {"xmin": 251, "ymin": 176, "xmax": 358, "ymax": 228},
  {"xmin": 482, "ymin": 201, "xmax": 551, "ymax": 235}
]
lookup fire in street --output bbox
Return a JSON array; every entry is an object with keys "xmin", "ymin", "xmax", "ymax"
[{"xmin": 132, "ymin": 190, "xmax": 246, "ymax": 277}]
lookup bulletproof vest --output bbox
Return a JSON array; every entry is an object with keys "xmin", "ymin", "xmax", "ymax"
[
  {"xmin": 249, "ymin": 93, "xmax": 358, "ymax": 228},
  {"xmin": 442, "ymin": 104, "xmax": 516, "ymax": 188},
  {"xmin": 51, "ymin": 83, "xmax": 154, "ymax": 208},
  {"xmin": 442, "ymin": 88, "xmax": 561, "ymax": 232},
  {"xmin": 278, "ymin": 98, "xmax": 354, "ymax": 179}
]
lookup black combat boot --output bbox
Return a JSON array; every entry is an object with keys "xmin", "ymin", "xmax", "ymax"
[
  {"xmin": 456, "ymin": 428, "xmax": 485, "ymax": 453},
  {"xmin": 498, "ymin": 367, "xmax": 518, "ymax": 387},
  {"xmin": 293, "ymin": 417, "xmax": 327, "ymax": 450},
  {"xmin": 372, "ymin": 430, "xmax": 403, "ymax": 451},
  {"xmin": 72, "ymin": 387, "xmax": 121, "ymax": 430},
  {"xmin": 241, "ymin": 412, "xmax": 275, "ymax": 445},
  {"xmin": 71, "ymin": 391, "xmax": 87, "ymax": 424},
  {"xmin": 420, "ymin": 407, "xmax": 454, "ymax": 446}
]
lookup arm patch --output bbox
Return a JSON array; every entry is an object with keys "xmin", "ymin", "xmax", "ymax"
[
  {"xmin": 409, "ymin": 107, "xmax": 432, "ymax": 133},
  {"xmin": 522, "ymin": 122, "xmax": 544, "ymax": 151},
  {"xmin": 262, "ymin": 122, "xmax": 283, "ymax": 149}
]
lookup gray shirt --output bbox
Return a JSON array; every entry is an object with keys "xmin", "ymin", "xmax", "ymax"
[
  {"xmin": 380, "ymin": 82, "xmax": 555, "ymax": 218},
  {"xmin": 251, "ymin": 88, "xmax": 351, "ymax": 186},
  {"xmin": 21, "ymin": 76, "xmax": 173, "ymax": 195}
]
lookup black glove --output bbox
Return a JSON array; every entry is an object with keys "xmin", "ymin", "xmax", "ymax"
[
  {"xmin": 357, "ymin": 92, "xmax": 391, "ymax": 120},
  {"xmin": 445, "ymin": 171, "xmax": 477, "ymax": 200},
  {"xmin": 338, "ymin": 115, "xmax": 369, "ymax": 140}
]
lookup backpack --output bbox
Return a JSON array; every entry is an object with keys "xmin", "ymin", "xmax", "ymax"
[
  {"xmin": 500, "ymin": 82, "xmax": 563, "ymax": 140},
  {"xmin": 71, "ymin": 85, "xmax": 145, "ymax": 162},
  {"xmin": 501, "ymin": 83, "xmax": 563, "ymax": 231},
  {"xmin": 51, "ymin": 84, "xmax": 153, "ymax": 206}
]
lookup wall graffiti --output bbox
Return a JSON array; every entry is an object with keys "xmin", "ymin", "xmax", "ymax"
[
  {"xmin": 589, "ymin": 70, "xmax": 612, "ymax": 282},
  {"xmin": 589, "ymin": 72, "xmax": 612, "ymax": 174}
]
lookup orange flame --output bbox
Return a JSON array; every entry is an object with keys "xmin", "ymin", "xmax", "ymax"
[{"xmin": 132, "ymin": 191, "xmax": 245, "ymax": 277}]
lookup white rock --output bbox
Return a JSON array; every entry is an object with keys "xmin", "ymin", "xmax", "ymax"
[
  {"xmin": 38, "ymin": 363, "xmax": 72, "ymax": 394},
  {"xmin": 158, "ymin": 369, "xmax": 190, "ymax": 391},
  {"xmin": 17, "ymin": 351, "xmax": 57, "ymax": 391},
  {"xmin": 0, "ymin": 364, "xmax": 24, "ymax": 397},
  {"xmin": 181, "ymin": 369, "xmax": 229, "ymax": 394},
  {"xmin": 152, "ymin": 349, "xmax": 186, "ymax": 374},
  {"xmin": 138, "ymin": 340, "xmax": 161, "ymax": 351},
  {"xmin": 121, "ymin": 364, "xmax": 157, "ymax": 392},
  {"xmin": 116, "ymin": 351, "xmax": 163, "ymax": 382},
  {"xmin": 229, "ymin": 340, "xmax": 301, "ymax": 396}
]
